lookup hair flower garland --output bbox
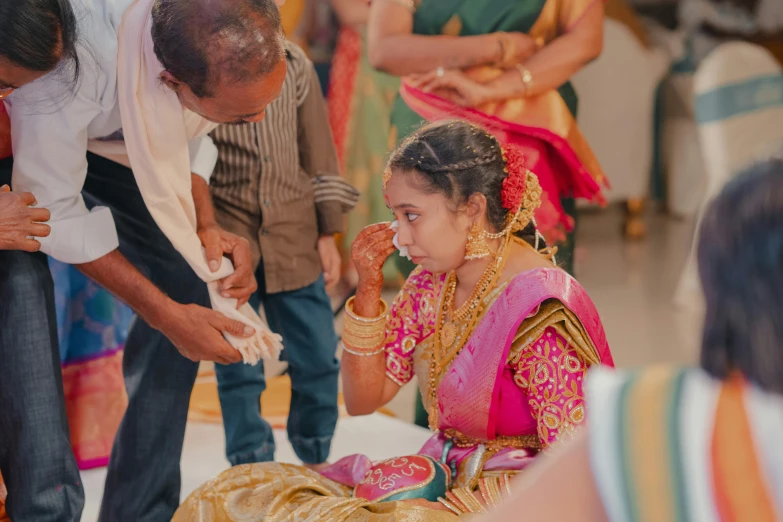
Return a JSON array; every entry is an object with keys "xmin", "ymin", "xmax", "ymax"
[{"xmin": 500, "ymin": 144, "xmax": 527, "ymax": 211}]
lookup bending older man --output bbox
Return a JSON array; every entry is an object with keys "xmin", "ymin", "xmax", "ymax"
[{"xmin": 0, "ymin": 0, "xmax": 287, "ymax": 520}]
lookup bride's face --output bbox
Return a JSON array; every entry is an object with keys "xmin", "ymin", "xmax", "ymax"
[{"xmin": 385, "ymin": 170, "xmax": 473, "ymax": 274}]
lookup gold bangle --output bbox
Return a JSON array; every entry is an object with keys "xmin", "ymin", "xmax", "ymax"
[
  {"xmin": 344, "ymin": 296, "xmax": 388, "ymax": 323},
  {"xmin": 342, "ymin": 335, "xmax": 385, "ymax": 350},
  {"xmin": 515, "ymin": 64, "xmax": 533, "ymax": 97},
  {"xmin": 341, "ymin": 342, "xmax": 385, "ymax": 357},
  {"xmin": 342, "ymin": 296, "xmax": 389, "ymax": 350},
  {"xmin": 342, "ymin": 320, "xmax": 386, "ymax": 348},
  {"xmin": 342, "ymin": 328, "xmax": 386, "ymax": 347}
]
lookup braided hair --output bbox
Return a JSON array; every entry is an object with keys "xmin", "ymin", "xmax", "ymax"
[{"xmin": 387, "ymin": 119, "xmax": 542, "ymax": 248}]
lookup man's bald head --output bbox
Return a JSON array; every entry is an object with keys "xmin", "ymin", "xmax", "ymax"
[{"xmin": 151, "ymin": 0, "xmax": 285, "ymax": 99}]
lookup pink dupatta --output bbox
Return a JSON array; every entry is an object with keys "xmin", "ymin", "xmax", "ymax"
[{"xmin": 436, "ymin": 267, "xmax": 613, "ymax": 441}]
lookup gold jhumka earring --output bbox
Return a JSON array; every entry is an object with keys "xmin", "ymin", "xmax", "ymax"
[
  {"xmin": 463, "ymin": 170, "xmax": 543, "ymax": 261},
  {"xmin": 465, "ymin": 223, "xmax": 490, "ymax": 260},
  {"xmin": 464, "ymin": 223, "xmax": 507, "ymax": 260}
]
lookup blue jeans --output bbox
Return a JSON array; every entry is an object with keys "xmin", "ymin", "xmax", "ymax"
[
  {"xmin": 214, "ymin": 265, "xmax": 339, "ymax": 466},
  {"xmin": 1, "ymin": 155, "xmax": 209, "ymax": 522},
  {"xmin": 0, "ymin": 250, "xmax": 84, "ymax": 522}
]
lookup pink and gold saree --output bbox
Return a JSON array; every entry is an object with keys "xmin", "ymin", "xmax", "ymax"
[{"xmin": 175, "ymin": 252, "xmax": 614, "ymax": 521}]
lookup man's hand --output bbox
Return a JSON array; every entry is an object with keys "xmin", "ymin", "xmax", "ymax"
[
  {"xmin": 318, "ymin": 235, "xmax": 341, "ymax": 291},
  {"xmin": 197, "ymin": 224, "xmax": 257, "ymax": 307},
  {"xmin": 77, "ymin": 249, "xmax": 251, "ymax": 366},
  {"xmin": 160, "ymin": 303, "xmax": 254, "ymax": 365},
  {"xmin": 0, "ymin": 185, "xmax": 51, "ymax": 252}
]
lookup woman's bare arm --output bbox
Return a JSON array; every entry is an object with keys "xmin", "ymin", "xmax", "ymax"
[
  {"xmin": 367, "ymin": 0, "xmax": 501, "ymax": 76},
  {"xmin": 341, "ymin": 276, "xmax": 406, "ymax": 415},
  {"xmin": 330, "ymin": 0, "xmax": 370, "ymax": 27},
  {"xmin": 487, "ymin": 1, "xmax": 605, "ymax": 97},
  {"xmin": 342, "ymin": 355, "xmax": 404, "ymax": 415}
]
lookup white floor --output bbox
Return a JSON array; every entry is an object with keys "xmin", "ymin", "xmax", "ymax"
[{"xmin": 79, "ymin": 206, "xmax": 704, "ymax": 520}]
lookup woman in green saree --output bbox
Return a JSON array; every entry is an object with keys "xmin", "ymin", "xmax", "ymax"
[
  {"xmin": 328, "ymin": 0, "xmax": 402, "ymax": 284},
  {"xmin": 367, "ymin": 0, "xmax": 608, "ymax": 278}
]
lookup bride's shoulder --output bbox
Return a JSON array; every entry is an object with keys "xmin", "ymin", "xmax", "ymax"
[{"xmin": 403, "ymin": 266, "xmax": 446, "ymax": 289}]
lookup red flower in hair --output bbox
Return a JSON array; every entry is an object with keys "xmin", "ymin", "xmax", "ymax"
[{"xmin": 500, "ymin": 145, "xmax": 527, "ymax": 210}]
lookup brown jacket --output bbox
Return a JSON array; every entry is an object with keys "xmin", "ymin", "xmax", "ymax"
[{"xmin": 210, "ymin": 42, "xmax": 358, "ymax": 293}]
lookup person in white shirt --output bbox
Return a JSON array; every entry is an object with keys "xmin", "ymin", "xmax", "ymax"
[{"xmin": 0, "ymin": 0, "xmax": 287, "ymax": 520}]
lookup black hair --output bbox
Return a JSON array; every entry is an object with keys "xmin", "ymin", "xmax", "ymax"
[
  {"xmin": 387, "ymin": 119, "xmax": 543, "ymax": 248},
  {"xmin": 698, "ymin": 158, "xmax": 783, "ymax": 393},
  {"xmin": 151, "ymin": 0, "xmax": 285, "ymax": 99},
  {"xmin": 0, "ymin": 0, "xmax": 80, "ymax": 84}
]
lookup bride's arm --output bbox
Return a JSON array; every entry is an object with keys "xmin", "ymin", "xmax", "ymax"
[
  {"xmin": 366, "ymin": 1, "xmax": 507, "ymax": 76},
  {"xmin": 342, "ymin": 352, "xmax": 402, "ymax": 416},
  {"xmin": 341, "ymin": 223, "xmax": 403, "ymax": 415}
]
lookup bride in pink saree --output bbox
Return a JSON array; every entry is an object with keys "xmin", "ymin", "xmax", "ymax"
[{"xmin": 175, "ymin": 120, "xmax": 614, "ymax": 520}]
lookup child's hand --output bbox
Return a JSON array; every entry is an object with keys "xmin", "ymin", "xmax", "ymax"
[{"xmin": 318, "ymin": 235, "xmax": 342, "ymax": 291}]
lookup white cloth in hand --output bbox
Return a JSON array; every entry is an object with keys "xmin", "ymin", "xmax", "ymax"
[{"xmin": 390, "ymin": 221, "xmax": 411, "ymax": 260}]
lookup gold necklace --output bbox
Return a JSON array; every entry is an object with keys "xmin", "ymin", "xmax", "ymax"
[{"xmin": 428, "ymin": 235, "xmax": 513, "ymax": 431}]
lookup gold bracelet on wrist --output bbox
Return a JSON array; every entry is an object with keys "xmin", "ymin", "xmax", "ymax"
[
  {"xmin": 344, "ymin": 296, "xmax": 388, "ymax": 323},
  {"xmin": 341, "ymin": 341, "xmax": 386, "ymax": 357},
  {"xmin": 342, "ymin": 333, "xmax": 386, "ymax": 350},
  {"xmin": 515, "ymin": 64, "xmax": 533, "ymax": 97},
  {"xmin": 342, "ymin": 296, "xmax": 388, "ymax": 351},
  {"xmin": 342, "ymin": 327, "xmax": 386, "ymax": 347}
]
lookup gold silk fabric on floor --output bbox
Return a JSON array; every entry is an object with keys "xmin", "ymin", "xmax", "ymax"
[{"xmin": 173, "ymin": 462, "xmax": 458, "ymax": 522}]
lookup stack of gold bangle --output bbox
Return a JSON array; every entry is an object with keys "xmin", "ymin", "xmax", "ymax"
[{"xmin": 341, "ymin": 297, "xmax": 388, "ymax": 356}]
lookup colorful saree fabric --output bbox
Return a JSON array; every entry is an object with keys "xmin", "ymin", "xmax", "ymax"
[
  {"xmin": 328, "ymin": 25, "xmax": 401, "ymax": 280},
  {"xmin": 588, "ymin": 367, "xmax": 783, "ymax": 522},
  {"xmin": 50, "ymin": 259, "xmax": 133, "ymax": 470},
  {"xmin": 391, "ymin": 0, "xmax": 608, "ymax": 277},
  {"xmin": 174, "ymin": 247, "xmax": 614, "ymax": 521}
]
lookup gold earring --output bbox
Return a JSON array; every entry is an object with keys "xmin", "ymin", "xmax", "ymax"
[{"xmin": 465, "ymin": 222, "xmax": 491, "ymax": 260}]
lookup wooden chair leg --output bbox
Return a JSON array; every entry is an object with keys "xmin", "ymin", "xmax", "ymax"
[{"xmin": 624, "ymin": 198, "xmax": 647, "ymax": 240}]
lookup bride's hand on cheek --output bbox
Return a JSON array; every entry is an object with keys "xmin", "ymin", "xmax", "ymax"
[{"xmin": 351, "ymin": 222, "xmax": 397, "ymax": 298}]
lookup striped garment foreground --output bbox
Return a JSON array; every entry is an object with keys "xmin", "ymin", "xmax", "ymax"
[{"xmin": 588, "ymin": 366, "xmax": 783, "ymax": 522}]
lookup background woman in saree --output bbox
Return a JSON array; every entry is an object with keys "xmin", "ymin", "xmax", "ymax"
[
  {"xmin": 328, "ymin": 0, "xmax": 402, "ymax": 284},
  {"xmin": 367, "ymin": 0, "xmax": 607, "ymax": 279},
  {"xmin": 484, "ymin": 159, "xmax": 783, "ymax": 522}
]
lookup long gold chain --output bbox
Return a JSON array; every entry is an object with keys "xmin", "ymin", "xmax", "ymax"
[{"xmin": 428, "ymin": 235, "xmax": 513, "ymax": 431}]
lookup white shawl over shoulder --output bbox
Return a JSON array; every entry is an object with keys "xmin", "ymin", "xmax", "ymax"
[{"xmin": 117, "ymin": 0, "xmax": 282, "ymax": 364}]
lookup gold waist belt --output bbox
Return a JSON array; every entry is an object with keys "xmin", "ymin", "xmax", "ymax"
[{"xmin": 442, "ymin": 428, "xmax": 543, "ymax": 451}]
